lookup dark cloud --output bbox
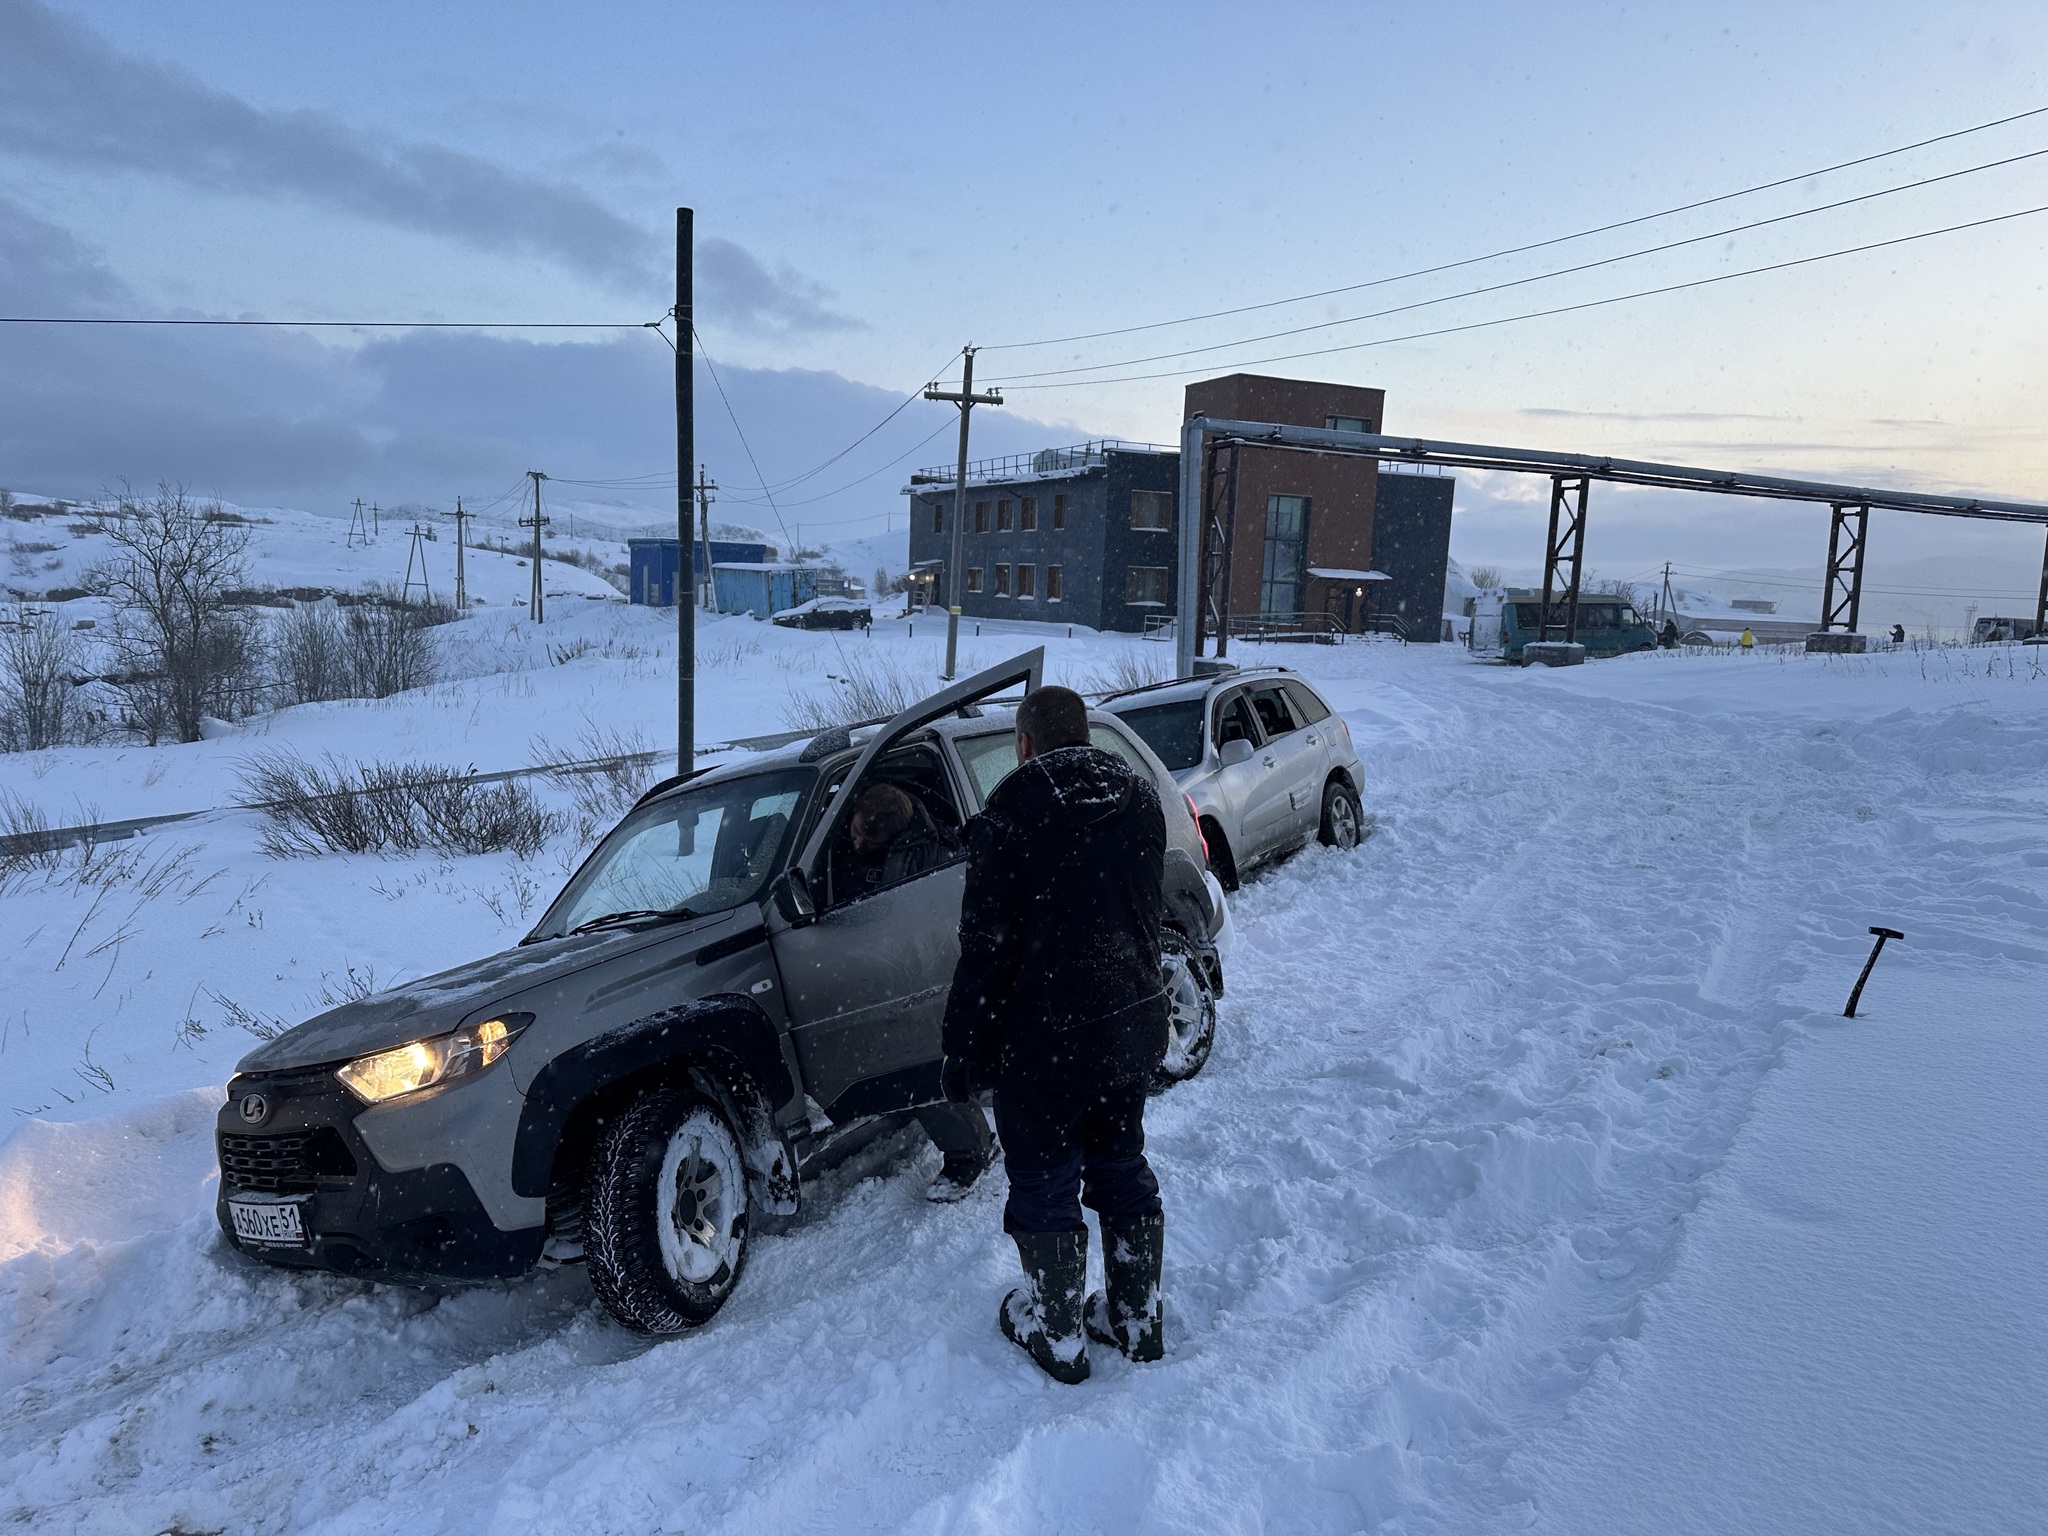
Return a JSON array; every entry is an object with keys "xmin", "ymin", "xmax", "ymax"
[
  {"xmin": 0, "ymin": 193, "xmax": 124, "ymax": 311},
  {"xmin": 697, "ymin": 237, "xmax": 861, "ymax": 337},
  {"xmin": 0, "ymin": 0, "xmax": 660, "ymax": 291}
]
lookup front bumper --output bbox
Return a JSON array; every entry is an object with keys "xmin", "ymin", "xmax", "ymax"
[{"xmin": 215, "ymin": 1065, "xmax": 544, "ymax": 1284}]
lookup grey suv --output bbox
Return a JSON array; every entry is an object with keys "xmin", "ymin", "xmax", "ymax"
[
  {"xmin": 215, "ymin": 651, "xmax": 1225, "ymax": 1332},
  {"xmin": 1103, "ymin": 667, "xmax": 1363, "ymax": 889}
]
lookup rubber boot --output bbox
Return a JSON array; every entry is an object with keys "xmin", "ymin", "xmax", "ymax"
[
  {"xmin": 1084, "ymin": 1212, "xmax": 1164, "ymax": 1363},
  {"xmin": 999, "ymin": 1230, "xmax": 1091, "ymax": 1384}
]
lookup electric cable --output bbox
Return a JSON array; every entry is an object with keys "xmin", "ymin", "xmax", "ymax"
[
  {"xmin": 985, "ymin": 146, "xmax": 2048, "ymax": 384},
  {"xmin": 982, "ymin": 103, "xmax": 2048, "ymax": 353},
  {"xmin": 994, "ymin": 201, "xmax": 2048, "ymax": 391},
  {"xmin": 693, "ymin": 326, "xmax": 797, "ymax": 553},
  {"xmin": 0, "ymin": 316, "xmax": 660, "ymax": 329}
]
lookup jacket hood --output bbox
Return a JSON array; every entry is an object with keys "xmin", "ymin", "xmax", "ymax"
[{"xmin": 988, "ymin": 744, "xmax": 1147, "ymax": 831}]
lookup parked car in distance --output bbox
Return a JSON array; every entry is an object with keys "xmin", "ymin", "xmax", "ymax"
[
  {"xmin": 1102, "ymin": 666, "xmax": 1363, "ymax": 890},
  {"xmin": 1495, "ymin": 592, "xmax": 1658, "ymax": 662},
  {"xmin": 773, "ymin": 596, "xmax": 872, "ymax": 631},
  {"xmin": 214, "ymin": 651, "xmax": 1225, "ymax": 1334}
]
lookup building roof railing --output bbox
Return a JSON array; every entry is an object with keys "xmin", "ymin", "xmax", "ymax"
[{"xmin": 907, "ymin": 438, "xmax": 1175, "ymax": 491}]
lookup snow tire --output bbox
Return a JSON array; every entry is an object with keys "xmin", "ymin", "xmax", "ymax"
[
  {"xmin": 584, "ymin": 1087, "xmax": 751, "ymax": 1334},
  {"xmin": 1318, "ymin": 779, "xmax": 1363, "ymax": 850},
  {"xmin": 1152, "ymin": 928, "xmax": 1217, "ymax": 1091}
]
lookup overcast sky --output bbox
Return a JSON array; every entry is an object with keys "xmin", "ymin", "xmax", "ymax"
[{"xmin": 3, "ymin": 0, "xmax": 2046, "ymax": 596}]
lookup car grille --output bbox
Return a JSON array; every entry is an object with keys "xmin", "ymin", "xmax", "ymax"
[{"xmin": 219, "ymin": 1129, "xmax": 358, "ymax": 1194}]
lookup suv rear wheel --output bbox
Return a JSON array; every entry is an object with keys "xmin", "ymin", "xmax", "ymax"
[
  {"xmin": 1153, "ymin": 929, "xmax": 1217, "ymax": 1090},
  {"xmin": 585, "ymin": 1087, "xmax": 751, "ymax": 1333}
]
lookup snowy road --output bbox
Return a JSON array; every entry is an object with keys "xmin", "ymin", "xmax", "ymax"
[{"xmin": 3, "ymin": 643, "xmax": 2044, "ymax": 1533}]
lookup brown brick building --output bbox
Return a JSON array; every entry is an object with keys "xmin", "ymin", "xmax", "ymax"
[{"xmin": 1183, "ymin": 374, "xmax": 1388, "ymax": 633}]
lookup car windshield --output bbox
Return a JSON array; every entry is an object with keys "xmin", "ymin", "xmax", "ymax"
[
  {"xmin": 1112, "ymin": 700, "xmax": 1206, "ymax": 771},
  {"xmin": 532, "ymin": 769, "xmax": 812, "ymax": 939}
]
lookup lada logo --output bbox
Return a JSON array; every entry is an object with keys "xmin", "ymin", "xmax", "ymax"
[{"xmin": 238, "ymin": 1093, "xmax": 270, "ymax": 1126}]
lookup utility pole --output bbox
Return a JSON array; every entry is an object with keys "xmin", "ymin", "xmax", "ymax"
[
  {"xmin": 925, "ymin": 345, "xmax": 1003, "ymax": 679},
  {"xmin": 402, "ymin": 523, "xmax": 432, "ymax": 606},
  {"xmin": 1659, "ymin": 562, "xmax": 1676, "ymax": 628},
  {"xmin": 346, "ymin": 497, "xmax": 369, "ymax": 548},
  {"xmin": 372, "ymin": 502, "xmax": 381, "ymax": 540},
  {"xmin": 695, "ymin": 466, "xmax": 717, "ymax": 609},
  {"xmin": 675, "ymin": 207, "xmax": 695, "ymax": 775},
  {"xmin": 450, "ymin": 497, "xmax": 470, "ymax": 611},
  {"xmin": 521, "ymin": 471, "xmax": 549, "ymax": 622}
]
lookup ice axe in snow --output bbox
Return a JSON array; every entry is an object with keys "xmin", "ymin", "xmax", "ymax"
[{"xmin": 1843, "ymin": 927, "xmax": 1904, "ymax": 1018}]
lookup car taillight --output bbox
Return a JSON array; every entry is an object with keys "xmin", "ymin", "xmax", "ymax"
[{"xmin": 1186, "ymin": 794, "xmax": 1208, "ymax": 861}]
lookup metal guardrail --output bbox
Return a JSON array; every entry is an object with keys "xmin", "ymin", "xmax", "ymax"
[{"xmin": 909, "ymin": 438, "xmax": 1174, "ymax": 488}]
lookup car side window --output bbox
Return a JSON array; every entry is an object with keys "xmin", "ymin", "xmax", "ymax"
[
  {"xmin": 1088, "ymin": 722, "xmax": 1145, "ymax": 772},
  {"xmin": 1213, "ymin": 691, "xmax": 1261, "ymax": 749},
  {"xmin": 819, "ymin": 746, "xmax": 965, "ymax": 908},
  {"xmin": 1282, "ymin": 681, "xmax": 1331, "ymax": 725},
  {"xmin": 1248, "ymin": 686, "xmax": 1299, "ymax": 739}
]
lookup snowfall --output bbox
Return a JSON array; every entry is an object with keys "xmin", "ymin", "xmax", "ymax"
[{"xmin": 1, "ymin": 501, "xmax": 2044, "ymax": 1533}]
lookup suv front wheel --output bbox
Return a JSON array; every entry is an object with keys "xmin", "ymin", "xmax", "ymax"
[{"xmin": 585, "ymin": 1087, "xmax": 751, "ymax": 1333}]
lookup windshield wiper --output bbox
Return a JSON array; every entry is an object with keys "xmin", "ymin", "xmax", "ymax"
[{"xmin": 565, "ymin": 906, "xmax": 700, "ymax": 937}]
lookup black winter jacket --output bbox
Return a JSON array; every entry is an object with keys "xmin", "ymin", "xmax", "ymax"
[{"xmin": 941, "ymin": 743, "xmax": 1168, "ymax": 1093}]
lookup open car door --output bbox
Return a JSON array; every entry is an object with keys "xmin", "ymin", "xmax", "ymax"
[{"xmin": 764, "ymin": 649, "xmax": 1043, "ymax": 1121}]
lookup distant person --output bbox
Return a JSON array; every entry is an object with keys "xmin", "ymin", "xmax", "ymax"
[
  {"xmin": 1739, "ymin": 627, "xmax": 1755, "ymax": 651},
  {"xmin": 941, "ymin": 684, "xmax": 1169, "ymax": 1384},
  {"xmin": 1659, "ymin": 618, "xmax": 1679, "ymax": 649},
  {"xmin": 1892, "ymin": 623, "xmax": 1907, "ymax": 644}
]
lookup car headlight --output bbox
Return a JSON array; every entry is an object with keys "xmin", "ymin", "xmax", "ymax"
[{"xmin": 335, "ymin": 1014, "xmax": 532, "ymax": 1104}]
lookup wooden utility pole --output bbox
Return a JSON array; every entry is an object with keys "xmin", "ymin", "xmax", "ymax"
[
  {"xmin": 924, "ymin": 345, "xmax": 1003, "ymax": 679},
  {"xmin": 401, "ymin": 523, "xmax": 432, "ymax": 606},
  {"xmin": 521, "ymin": 471, "xmax": 549, "ymax": 621},
  {"xmin": 347, "ymin": 497, "xmax": 369, "ymax": 548},
  {"xmin": 675, "ymin": 207, "xmax": 695, "ymax": 775},
  {"xmin": 372, "ymin": 502, "xmax": 381, "ymax": 539},
  {"xmin": 450, "ymin": 497, "xmax": 470, "ymax": 611},
  {"xmin": 695, "ymin": 466, "xmax": 718, "ymax": 609}
]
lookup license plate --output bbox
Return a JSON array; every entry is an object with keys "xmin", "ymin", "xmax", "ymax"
[{"xmin": 229, "ymin": 1197, "xmax": 307, "ymax": 1247}]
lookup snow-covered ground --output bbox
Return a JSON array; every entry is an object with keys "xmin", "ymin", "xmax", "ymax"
[{"xmin": 2, "ymin": 618, "xmax": 2045, "ymax": 1533}]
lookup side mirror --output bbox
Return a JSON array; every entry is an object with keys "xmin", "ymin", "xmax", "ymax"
[
  {"xmin": 1218, "ymin": 738, "xmax": 1254, "ymax": 767},
  {"xmin": 772, "ymin": 867, "xmax": 816, "ymax": 926}
]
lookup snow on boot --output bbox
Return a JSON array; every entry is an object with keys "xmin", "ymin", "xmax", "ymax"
[
  {"xmin": 1084, "ymin": 1212, "xmax": 1164, "ymax": 1363},
  {"xmin": 999, "ymin": 1230, "xmax": 1091, "ymax": 1384}
]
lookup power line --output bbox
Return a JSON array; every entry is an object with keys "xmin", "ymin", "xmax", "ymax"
[
  {"xmin": 982, "ymin": 102, "xmax": 2048, "ymax": 353},
  {"xmin": 985, "ymin": 146, "xmax": 2048, "ymax": 384},
  {"xmin": 0, "ymin": 315, "xmax": 660, "ymax": 330},
  {"xmin": 693, "ymin": 326, "xmax": 797, "ymax": 553},
  {"xmin": 994, "ymin": 201, "xmax": 2048, "ymax": 391}
]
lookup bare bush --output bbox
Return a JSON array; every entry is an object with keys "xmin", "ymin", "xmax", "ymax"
[
  {"xmin": 271, "ymin": 602, "xmax": 351, "ymax": 705},
  {"xmin": 781, "ymin": 649, "xmax": 931, "ymax": 730},
  {"xmin": 535, "ymin": 725, "xmax": 659, "ymax": 846},
  {"xmin": 1467, "ymin": 565, "xmax": 1503, "ymax": 590},
  {"xmin": 89, "ymin": 484, "xmax": 263, "ymax": 742},
  {"xmin": 342, "ymin": 588, "xmax": 445, "ymax": 698},
  {"xmin": 0, "ymin": 604, "xmax": 85, "ymax": 751},
  {"xmin": 241, "ymin": 752, "xmax": 560, "ymax": 858},
  {"xmin": 1073, "ymin": 648, "xmax": 1168, "ymax": 697}
]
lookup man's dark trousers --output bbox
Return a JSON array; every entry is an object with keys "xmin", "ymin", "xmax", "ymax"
[{"xmin": 994, "ymin": 1082, "xmax": 1161, "ymax": 1234}]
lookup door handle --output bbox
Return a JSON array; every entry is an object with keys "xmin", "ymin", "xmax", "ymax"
[
  {"xmin": 1262, "ymin": 755, "xmax": 1276, "ymax": 767},
  {"xmin": 1305, "ymin": 733, "xmax": 1319, "ymax": 744}
]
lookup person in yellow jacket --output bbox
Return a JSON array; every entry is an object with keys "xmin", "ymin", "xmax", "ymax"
[{"xmin": 1739, "ymin": 627, "xmax": 1755, "ymax": 651}]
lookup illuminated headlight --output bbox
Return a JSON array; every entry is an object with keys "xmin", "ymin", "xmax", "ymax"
[{"xmin": 335, "ymin": 1014, "xmax": 532, "ymax": 1104}]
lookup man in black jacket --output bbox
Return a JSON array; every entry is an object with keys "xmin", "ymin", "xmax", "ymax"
[{"xmin": 941, "ymin": 684, "xmax": 1168, "ymax": 1384}]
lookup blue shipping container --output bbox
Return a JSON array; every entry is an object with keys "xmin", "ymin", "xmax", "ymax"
[
  {"xmin": 627, "ymin": 538, "xmax": 772, "ymax": 606},
  {"xmin": 713, "ymin": 563, "xmax": 820, "ymax": 620}
]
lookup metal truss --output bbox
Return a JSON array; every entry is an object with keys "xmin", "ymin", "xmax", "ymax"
[
  {"xmin": 1821, "ymin": 502, "xmax": 1869, "ymax": 633},
  {"xmin": 1539, "ymin": 476, "xmax": 1589, "ymax": 643}
]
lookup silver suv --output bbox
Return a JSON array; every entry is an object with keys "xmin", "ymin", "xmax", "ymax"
[
  {"xmin": 1103, "ymin": 667, "xmax": 1363, "ymax": 889},
  {"xmin": 214, "ymin": 652, "xmax": 1225, "ymax": 1333}
]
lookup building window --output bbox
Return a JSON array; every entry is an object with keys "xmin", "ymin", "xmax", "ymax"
[
  {"xmin": 1130, "ymin": 489, "xmax": 1173, "ymax": 532},
  {"xmin": 1325, "ymin": 415, "xmax": 1373, "ymax": 434},
  {"xmin": 994, "ymin": 564, "xmax": 1012, "ymax": 596},
  {"xmin": 967, "ymin": 566, "xmax": 983, "ymax": 593},
  {"xmin": 1052, "ymin": 494, "xmax": 1067, "ymax": 530},
  {"xmin": 931, "ymin": 501, "xmax": 944, "ymax": 534},
  {"xmin": 997, "ymin": 499, "xmax": 1013, "ymax": 531},
  {"xmin": 1261, "ymin": 495, "xmax": 1310, "ymax": 618},
  {"xmin": 1020, "ymin": 497, "xmax": 1038, "ymax": 531},
  {"xmin": 1046, "ymin": 565, "xmax": 1063, "ymax": 601},
  {"xmin": 974, "ymin": 500, "xmax": 990, "ymax": 533},
  {"xmin": 1126, "ymin": 566, "xmax": 1169, "ymax": 606},
  {"xmin": 1017, "ymin": 563, "xmax": 1036, "ymax": 598}
]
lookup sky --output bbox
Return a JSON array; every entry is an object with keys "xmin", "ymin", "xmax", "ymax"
[{"xmin": 3, "ymin": 0, "xmax": 2047, "ymax": 608}]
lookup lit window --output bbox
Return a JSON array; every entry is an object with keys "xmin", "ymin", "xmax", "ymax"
[
  {"xmin": 994, "ymin": 564, "xmax": 1012, "ymax": 596},
  {"xmin": 997, "ymin": 499, "xmax": 1013, "ymax": 531},
  {"xmin": 974, "ymin": 501, "xmax": 990, "ymax": 533},
  {"xmin": 1020, "ymin": 498, "xmax": 1038, "ymax": 531},
  {"xmin": 1130, "ymin": 490, "xmax": 1172, "ymax": 532},
  {"xmin": 967, "ymin": 567, "xmax": 983, "ymax": 593},
  {"xmin": 1017, "ymin": 563, "xmax": 1036, "ymax": 598},
  {"xmin": 1052, "ymin": 494, "xmax": 1067, "ymax": 530},
  {"xmin": 1046, "ymin": 565, "xmax": 1063, "ymax": 601},
  {"xmin": 1126, "ymin": 566, "xmax": 1169, "ymax": 606}
]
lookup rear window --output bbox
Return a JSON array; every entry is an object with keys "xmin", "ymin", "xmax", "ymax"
[
  {"xmin": 953, "ymin": 721, "xmax": 1163, "ymax": 803},
  {"xmin": 1282, "ymin": 682, "xmax": 1331, "ymax": 724},
  {"xmin": 1113, "ymin": 700, "xmax": 1205, "ymax": 771}
]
